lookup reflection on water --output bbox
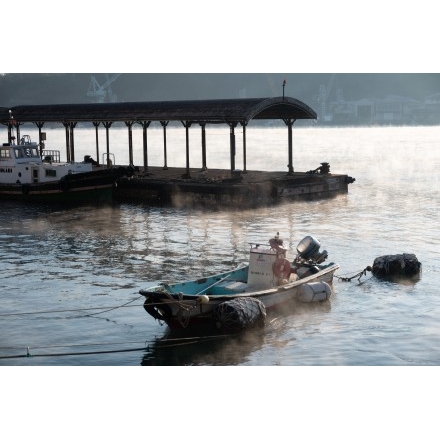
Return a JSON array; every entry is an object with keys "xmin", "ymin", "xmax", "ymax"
[
  {"xmin": 141, "ymin": 301, "xmax": 331, "ymax": 366},
  {"xmin": 141, "ymin": 328, "xmax": 266, "ymax": 366}
]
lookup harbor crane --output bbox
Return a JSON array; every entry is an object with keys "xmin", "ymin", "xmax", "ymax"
[
  {"xmin": 86, "ymin": 73, "xmax": 121, "ymax": 103},
  {"xmin": 318, "ymin": 73, "xmax": 336, "ymax": 122}
]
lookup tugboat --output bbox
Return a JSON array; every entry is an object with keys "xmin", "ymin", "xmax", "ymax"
[{"xmin": 0, "ymin": 134, "xmax": 133, "ymax": 203}]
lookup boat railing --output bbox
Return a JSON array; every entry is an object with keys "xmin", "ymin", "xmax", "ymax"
[
  {"xmin": 103, "ymin": 153, "xmax": 115, "ymax": 167},
  {"xmin": 249, "ymin": 242, "xmax": 270, "ymax": 248},
  {"xmin": 249, "ymin": 242, "xmax": 283, "ymax": 250},
  {"xmin": 42, "ymin": 150, "xmax": 61, "ymax": 163},
  {"xmin": 19, "ymin": 135, "xmax": 33, "ymax": 145}
]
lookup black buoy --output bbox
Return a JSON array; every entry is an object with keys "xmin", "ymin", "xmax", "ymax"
[{"xmin": 372, "ymin": 253, "xmax": 421, "ymax": 280}]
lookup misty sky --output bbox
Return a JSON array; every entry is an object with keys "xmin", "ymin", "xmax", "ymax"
[{"xmin": 4, "ymin": 2, "xmax": 438, "ymax": 74}]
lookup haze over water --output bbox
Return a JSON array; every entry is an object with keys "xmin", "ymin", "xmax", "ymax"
[{"xmin": 1, "ymin": 124, "xmax": 439, "ymax": 367}]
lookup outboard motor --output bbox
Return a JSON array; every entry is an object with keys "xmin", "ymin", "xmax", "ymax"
[
  {"xmin": 295, "ymin": 235, "xmax": 328, "ymax": 264},
  {"xmin": 292, "ymin": 235, "xmax": 328, "ymax": 279}
]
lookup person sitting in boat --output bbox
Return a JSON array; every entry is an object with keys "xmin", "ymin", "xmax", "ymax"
[
  {"xmin": 269, "ymin": 233, "xmax": 286, "ymax": 252},
  {"xmin": 83, "ymin": 155, "xmax": 98, "ymax": 166}
]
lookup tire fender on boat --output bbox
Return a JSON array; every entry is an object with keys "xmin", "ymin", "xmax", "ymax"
[
  {"xmin": 273, "ymin": 257, "xmax": 290, "ymax": 279},
  {"xmin": 212, "ymin": 297, "xmax": 266, "ymax": 332}
]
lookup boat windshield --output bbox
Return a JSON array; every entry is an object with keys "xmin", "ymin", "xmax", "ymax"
[
  {"xmin": 0, "ymin": 148, "xmax": 12, "ymax": 160},
  {"xmin": 14, "ymin": 146, "xmax": 40, "ymax": 159}
]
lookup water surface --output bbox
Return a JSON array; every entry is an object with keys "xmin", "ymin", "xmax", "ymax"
[{"xmin": 1, "ymin": 125, "xmax": 439, "ymax": 366}]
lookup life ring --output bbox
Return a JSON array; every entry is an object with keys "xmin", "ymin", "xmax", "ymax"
[
  {"xmin": 143, "ymin": 297, "xmax": 172, "ymax": 322},
  {"xmin": 273, "ymin": 258, "xmax": 290, "ymax": 279}
]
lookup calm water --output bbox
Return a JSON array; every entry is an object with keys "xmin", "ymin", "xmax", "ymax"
[{"xmin": 1, "ymin": 124, "xmax": 440, "ymax": 366}]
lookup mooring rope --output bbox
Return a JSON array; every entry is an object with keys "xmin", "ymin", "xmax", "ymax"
[
  {"xmin": 0, "ymin": 295, "xmax": 146, "ymax": 318},
  {"xmin": 0, "ymin": 334, "xmax": 228, "ymax": 360},
  {"xmin": 158, "ymin": 287, "xmax": 199, "ymax": 328},
  {"xmin": 72, "ymin": 296, "xmax": 142, "ymax": 318},
  {"xmin": 335, "ymin": 266, "xmax": 372, "ymax": 283},
  {"xmin": 0, "ymin": 345, "xmax": 149, "ymax": 360}
]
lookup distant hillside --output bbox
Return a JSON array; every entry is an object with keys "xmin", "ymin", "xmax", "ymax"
[{"xmin": 1, "ymin": 73, "xmax": 439, "ymax": 108}]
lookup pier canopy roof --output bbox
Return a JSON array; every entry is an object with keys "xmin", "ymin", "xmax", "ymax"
[{"xmin": 1, "ymin": 97, "xmax": 316, "ymax": 125}]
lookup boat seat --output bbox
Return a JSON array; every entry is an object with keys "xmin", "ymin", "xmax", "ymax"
[{"xmin": 209, "ymin": 280, "xmax": 247, "ymax": 295}]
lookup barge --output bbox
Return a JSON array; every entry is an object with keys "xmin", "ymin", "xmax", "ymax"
[{"xmin": 113, "ymin": 164, "xmax": 354, "ymax": 208}]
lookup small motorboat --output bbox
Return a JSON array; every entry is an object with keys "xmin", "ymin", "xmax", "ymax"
[
  {"xmin": 139, "ymin": 233, "xmax": 340, "ymax": 332},
  {"xmin": 0, "ymin": 134, "xmax": 134, "ymax": 202}
]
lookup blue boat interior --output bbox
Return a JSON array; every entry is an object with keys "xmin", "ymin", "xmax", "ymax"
[{"xmin": 166, "ymin": 266, "xmax": 249, "ymax": 296}]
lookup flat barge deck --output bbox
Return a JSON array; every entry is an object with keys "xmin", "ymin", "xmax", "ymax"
[{"xmin": 114, "ymin": 167, "xmax": 355, "ymax": 209}]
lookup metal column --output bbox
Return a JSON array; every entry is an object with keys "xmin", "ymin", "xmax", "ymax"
[
  {"xmin": 241, "ymin": 121, "xmax": 247, "ymax": 173},
  {"xmin": 160, "ymin": 121, "xmax": 169, "ymax": 170},
  {"xmin": 63, "ymin": 123, "xmax": 70, "ymax": 162},
  {"xmin": 229, "ymin": 122, "xmax": 237, "ymax": 175},
  {"xmin": 93, "ymin": 122, "xmax": 100, "ymax": 165},
  {"xmin": 126, "ymin": 121, "xmax": 134, "ymax": 166},
  {"xmin": 103, "ymin": 122, "xmax": 112, "ymax": 167},
  {"xmin": 200, "ymin": 122, "xmax": 207, "ymax": 170},
  {"xmin": 140, "ymin": 120, "xmax": 151, "ymax": 173},
  {"xmin": 69, "ymin": 122, "xmax": 76, "ymax": 162},
  {"xmin": 36, "ymin": 122, "xmax": 45, "ymax": 157},
  {"xmin": 284, "ymin": 118, "xmax": 296, "ymax": 175},
  {"xmin": 182, "ymin": 121, "xmax": 192, "ymax": 179}
]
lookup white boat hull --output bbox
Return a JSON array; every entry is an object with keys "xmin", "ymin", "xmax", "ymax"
[{"xmin": 140, "ymin": 262, "xmax": 339, "ymax": 330}]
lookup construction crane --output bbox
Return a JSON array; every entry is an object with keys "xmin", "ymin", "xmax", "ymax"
[
  {"xmin": 86, "ymin": 73, "xmax": 121, "ymax": 103},
  {"xmin": 318, "ymin": 73, "xmax": 336, "ymax": 122}
]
